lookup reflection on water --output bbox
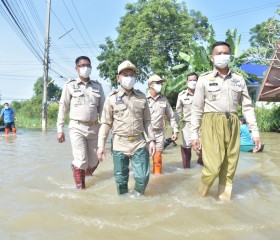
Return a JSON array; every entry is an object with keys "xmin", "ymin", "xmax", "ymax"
[{"xmin": 0, "ymin": 129, "xmax": 280, "ymax": 239}]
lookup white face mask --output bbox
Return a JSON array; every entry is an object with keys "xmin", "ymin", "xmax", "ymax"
[
  {"xmin": 4, "ymin": 106, "xmax": 9, "ymax": 109},
  {"xmin": 188, "ymin": 81, "xmax": 197, "ymax": 89},
  {"xmin": 121, "ymin": 76, "xmax": 136, "ymax": 90},
  {"xmin": 213, "ymin": 55, "xmax": 230, "ymax": 69},
  {"xmin": 79, "ymin": 67, "xmax": 91, "ymax": 78},
  {"xmin": 153, "ymin": 83, "xmax": 162, "ymax": 93}
]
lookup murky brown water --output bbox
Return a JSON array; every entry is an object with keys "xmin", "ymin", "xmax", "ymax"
[{"xmin": 1, "ymin": 128, "xmax": 280, "ymax": 239}]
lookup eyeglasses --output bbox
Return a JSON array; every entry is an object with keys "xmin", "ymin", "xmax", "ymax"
[{"xmin": 77, "ymin": 64, "xmax": 91, "ymax": 68}]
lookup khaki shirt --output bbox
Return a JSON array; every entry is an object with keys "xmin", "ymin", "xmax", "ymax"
[
  {"xmin": 191, "ymin": 69, "xmax": 260, "ymax": 139},
  {"xmin": 98, "ymin": 88, "xmax": 155, "ymax": 148},
  {"xmin": 146, "ymin": 93, "xmax": 179, "ymax": 133},
  {"xmin": 57, "ymin": 78, "xmax": 105, "ymax": 132},
  {"xmin": 176, "ymin": 89, "xmax": 194, "ymax": 122}
]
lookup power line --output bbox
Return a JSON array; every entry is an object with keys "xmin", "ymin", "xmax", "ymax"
[
  {"xmin": 69, "ymin": 0, "xmax": 100, "ymax": 54},
  {"xmin": 0, "ymin": 0, "xmax": 44, "ymax": 63},
  {"xmin": 62, "ymin": 0, "xmax": 97, "ymax": 60},
  {"xmin": 49, "ymin": 1, "xmax": 89, "ymax": 57},
  {"xmin": 209, "ymin": 2, "xmax": 280, "ymax": 21}
]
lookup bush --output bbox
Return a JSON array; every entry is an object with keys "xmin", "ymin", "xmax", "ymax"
[{"xmin": 255, "ymin": 105, "xmax": 280, "ymax": 132}]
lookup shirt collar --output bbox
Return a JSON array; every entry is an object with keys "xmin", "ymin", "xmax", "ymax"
[
  {"xmin": 76, "ymin": 77, "xmax": 91, "ymax": 85},
  {"xmin": 146, "ymin": 92, "xmax": 161, "ymax": 100},
  {"xmin": 213, "ymin": 68, "xmax": 232, "ymax": 78}
]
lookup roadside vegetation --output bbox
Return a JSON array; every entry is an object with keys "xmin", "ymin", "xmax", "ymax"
[{"xmin": 1, "ymin": 1, "xmax": 279, "ymax": 132}]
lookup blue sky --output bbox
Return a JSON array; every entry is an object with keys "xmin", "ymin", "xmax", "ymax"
[{"xmin": 0, "ymin": 0, "xmax": 279, "ymax": 103}]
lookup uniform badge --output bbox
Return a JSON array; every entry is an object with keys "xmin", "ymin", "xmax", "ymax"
[
  {"xmin": 115, "ymin": 96, "xmax": 124, "ymax": 104},
  {"xmin": 73, "ymin": 83, "xmax": 80, "ymax": 89},
  {"xmin": 212, "ymin": 95, "xmax": 216, "ymax": 101}
]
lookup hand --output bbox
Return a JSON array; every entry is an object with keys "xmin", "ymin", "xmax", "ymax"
[
  {"xmin": 97, "ymin": 147, "xmax": 106, "ymax": 162},
  {"xmin": 149, "ymin": 141, "xmax": 156, "ymax": 157},
  {"xmin": 252, "ymin": 137, "xmax": 262, "ymax": 153},
  {"xmin": 171, "ymin": 132, "xmax": 178, "ymax": 141},
  {"xmin": 57, "ymin": 132, "xmax": 65, "ymax": 143},
  {"xmin": 192, "ymin": 139, "xmax": 200, "ymax": 152}
]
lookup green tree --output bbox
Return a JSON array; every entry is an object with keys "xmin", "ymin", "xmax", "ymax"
[
  {"xmin": 33, "ymin": 77, "xmax": 62, "ymax": 101},
  {"xmin": 10, "ymin": 101, "xmax": 22, "ymax": 112},
  {"xmin": 16, "ymin": 77, "xmax": 62, "ymax": 124},
  {"xmin": 248, "ymin": 8, "xmax": 280, "ymax": 62},
  {"xmin": 164, "ymin": 28, "xmax": 258, "ymax": 106},
  {"xmin": 97, "ymin": 0, "xmax": 210, "ymax": 86}
]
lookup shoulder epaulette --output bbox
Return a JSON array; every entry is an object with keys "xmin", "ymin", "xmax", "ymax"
[
  {"xmin": 134, "ymin": 89, "xmax": 146, "ymax": 98},
  {"xmin": 66, "ymin": 79, "xmax": 76, "ymax": 84},
  {"xmin": 178, "ymin": 90, "xmax": 187, "ymax": 95},
  {"xmin": 90, "ymin": 79, "xmax": 101, "ymax": 85},
  {"xmin": 109, "ymin": 89, "xmax": 118, "ymax": 96},
  {"xmin": 199, "ymin": 71, "xmax": 212, "ymax": 77},
  {"xmin": 233, "ymin": 71, "xmax": 243, "ymax": 76}
]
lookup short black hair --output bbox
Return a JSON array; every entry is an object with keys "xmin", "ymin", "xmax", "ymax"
[
  {"xmin": 186, "ymin": 72, "xmax": 199, "ymax": 80},
  {"xmin": 211, "ymin": 41, "xmax": 231, "ymax": 53},
  {"xmin": 4, "ymin": 102, "xmax": 9, "ymax": 105},
  {"xmin": 239, "ymin": 116, "xmax": 247, "ymax": 124},
  {"xmin": 75, "ymin": 56, "xmax": 91, "ymax": 65}
]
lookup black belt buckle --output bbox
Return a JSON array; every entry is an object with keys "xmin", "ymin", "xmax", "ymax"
[{"xmin": 225, "ymin": 112, "xmax": 230, "ymax": 119}]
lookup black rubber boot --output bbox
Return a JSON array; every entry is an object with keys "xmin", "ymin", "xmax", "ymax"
[{"xmin": 181, "ymin": 146, "xmax": 191, "ymax": 168}]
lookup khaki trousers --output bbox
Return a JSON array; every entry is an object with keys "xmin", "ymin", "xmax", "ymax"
[
  {"xmin": 69, "ymin": 121, "xmax": 100, "ymax": 170},
  {"xmin": 200, "ymin": 113, "xmax": 240, "ymax": 199}
]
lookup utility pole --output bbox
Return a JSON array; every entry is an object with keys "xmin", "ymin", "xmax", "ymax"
[{"xmin": 42, "ymin": 0, "xmax": 51, "ymax": 131}]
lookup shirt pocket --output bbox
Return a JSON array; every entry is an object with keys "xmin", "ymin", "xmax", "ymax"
[
  {"xmin": 134, "ymin": 101, "xmax": 145, "ymax": 119},
  {"xmin": 158, "ymin": 101, "xmax": 166, "ymax": 114},
  {"xmin": 206, "ymin": 84, "xmax": 221, "ymax": 101},
  {"xmin": 230, "ymin": 85, "xmax": 242, "ymax": 103},
  {"xmin": 113, "ymin": 104, "xmax": 127, "ymax": 119},
  {"xmin": 72, "ymin": 91, "xmax": 85, "ymax": 106},
  {"xmin": 183, "ymin": 99, "xmax": 192, "ymax": 114},
  {"xmin": 89, "ymin": 89, "xmax": 101, "ymax": 106}
]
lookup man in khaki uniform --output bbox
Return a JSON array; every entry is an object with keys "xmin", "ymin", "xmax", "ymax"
[
  {"xmin": 176, "ymin": 72, "xmax": 203, "ymax": 168},
  {"xmin": 191, "ymin": 42, "xmax": 262, "ymax": 201},
  {"xmin": 57, "ymin": 56, "xmax": 105, "ymax": 189},
  {"xmin": 146, "ymin": 74, "xmax": 178, "ymax": 174},
  {"xmin": 97, "ymin": 60, "xmax": 156, "ymax": 195}
]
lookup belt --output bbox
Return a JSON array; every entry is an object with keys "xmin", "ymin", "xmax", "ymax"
[
  {"xmin": 71, "ymin": 120, "xmax": 98, "ymax": 126},
  {"xmin": 152, "ymin": 128, "xmax": 163, "ymax": 131},
  {"xmin": 115, "ymin": 134, "xmax": 143, "ymax": 142},
  {"xmin": 204, "ymin": 112, "xmax": 237, "ymax": 120}
]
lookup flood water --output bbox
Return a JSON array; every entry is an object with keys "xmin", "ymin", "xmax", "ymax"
[{"xmin": 1, "ymin": 128, "xmax": 280, "ymax": 239}]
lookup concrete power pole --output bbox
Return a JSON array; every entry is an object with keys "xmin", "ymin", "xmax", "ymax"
[{"xmin": 42, "ymin": 0, "xmax": 51, "ymax": 131}]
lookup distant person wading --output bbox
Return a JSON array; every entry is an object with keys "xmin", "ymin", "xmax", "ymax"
[{"xmin": 0, "ymin": 103, "xmax": 17, "ymax": 135}]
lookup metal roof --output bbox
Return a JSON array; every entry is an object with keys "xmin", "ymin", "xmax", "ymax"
[{"xmin": 240, "ymin": 64, "xmax": 268, "ymax": 77}]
